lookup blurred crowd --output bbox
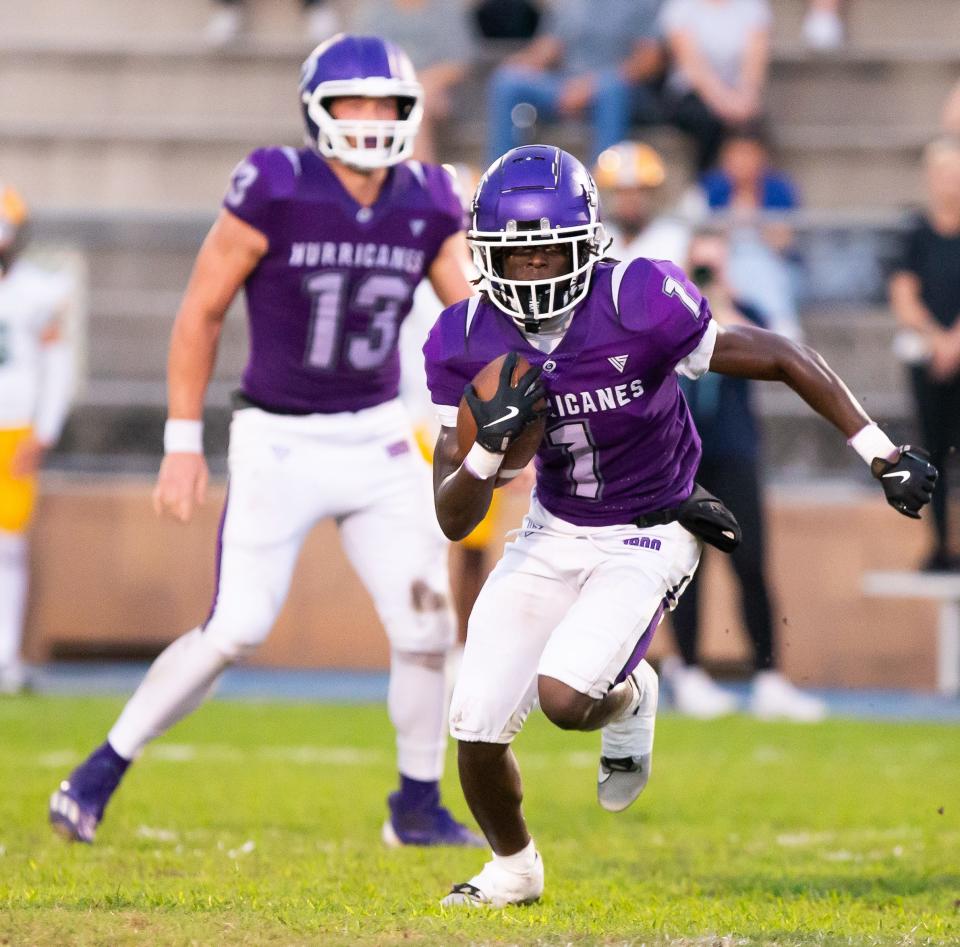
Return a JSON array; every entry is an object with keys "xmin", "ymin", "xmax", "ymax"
[{"xmin": 4, "ymin": 0, "xmax": 958, "ymax": 706}]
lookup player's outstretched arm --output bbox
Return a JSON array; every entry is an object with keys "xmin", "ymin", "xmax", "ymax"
[
  {"xmin": 154, "ymin": 209, "xmax": 267, "ymax": 524},
  {"xmin": 709, "ymin": 324, "xmax": 937, "ymax": 518}
]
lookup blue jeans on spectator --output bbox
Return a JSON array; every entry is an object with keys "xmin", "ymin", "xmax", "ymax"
[{"xmin": 487, "ymin": 66, "xmax": 654, "ymax": 164}]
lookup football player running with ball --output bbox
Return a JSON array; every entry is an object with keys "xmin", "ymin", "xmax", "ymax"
[
  {"xmin": 424, "ymin": 145, "xmax": 937, "ymax": 906},
  {"xmin": 50, "ymin": 35, "xmax": 483, "ymax": 848}
]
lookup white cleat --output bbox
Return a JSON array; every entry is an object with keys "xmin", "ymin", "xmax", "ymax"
[
  {"xmin": 750, "ymin": 671, "xmax": 828, "ymax": 723},
  {"xmin": 441, "ymin": 852, "xmax": 544, "ymax": 908},
  {"xmin": 598, "ymin": 659, "xmax": 658, "ymax": 813},
  {"xmin": 661, "ymin": 656, "xmax": 737, "ymax": 719}
]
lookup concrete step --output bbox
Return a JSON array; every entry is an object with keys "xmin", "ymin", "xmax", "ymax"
[
  {"xmin": 7, "ymin": 0, "xmax": 960, "ymax": 48},
  {"xmin": 0, "ymin": 124, "xmax": 293, "ymax": 211},
  {"xmin": 85, "ymin": 306, "xmax": 247, "ymax": 384},
  {"xmin": 0, "ymin": 42, "xmax": 302, "ymax": 126},
  {"xmin": 776, "ymin": 126, "xmax": 929, "ymax": 209},
  {"xmin": 2, "ymin": 0, "xmax": 349, "ymax": 43},
  {"xmin": 767, "ymin": 55, "xmax": 960, "ymax": 128},
  {"xmin": 769, "ymin": 0, "xmax": 960, "ymax": 47},
  {"xmin": 3, "ymin": 39, "xmax": 955, "ymax": 131}
]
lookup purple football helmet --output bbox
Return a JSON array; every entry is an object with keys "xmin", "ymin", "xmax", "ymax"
[
  {"xmin": 469, "ymin": 145, "xmax": 607, "ymax": 327},
  {"xmin": 299, "ymin": 34, "xmax": 423, "ymax": 169}
]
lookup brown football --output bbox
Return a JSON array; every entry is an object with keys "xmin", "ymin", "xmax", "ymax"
[{"xmin": 457, "ymin": 352, "xmax": 547, "ymax": 487}]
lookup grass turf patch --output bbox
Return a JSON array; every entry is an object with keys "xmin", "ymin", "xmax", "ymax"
[{"xmin": 0, "ymin": 695, "xmax": 957, "ymax": 945}]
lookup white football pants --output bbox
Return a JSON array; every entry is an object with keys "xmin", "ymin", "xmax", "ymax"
[
  {"xmin": 449, "ymin": 496, "xmax": 701, "ymax": 744},
  {"xmin": 110, "ymin": 401, "xmax": 455, "ymax": 781}
]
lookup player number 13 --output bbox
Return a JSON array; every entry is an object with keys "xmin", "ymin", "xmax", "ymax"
[{"xmin": 303, "ymin": 271, "xmax": 412, "ymax": 371}]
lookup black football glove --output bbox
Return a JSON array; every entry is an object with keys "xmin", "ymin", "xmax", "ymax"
[
  {"xmin": 464, "ymin": 351, "xmax": 546, "ymax": 453},
  {"xmin": 870, "ymin": 446, "xmax": 938, "ymax": 520}
]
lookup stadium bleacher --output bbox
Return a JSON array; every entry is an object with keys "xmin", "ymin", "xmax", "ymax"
[{"xmin": 3, "ymin": 0, "xmax": 958, "ymax": 686}]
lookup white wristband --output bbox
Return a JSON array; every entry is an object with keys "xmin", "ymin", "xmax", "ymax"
[
  {"xmin": 462, "ymin": 442, "xmax": 504, "ymax": 480},
  {"xmin": 848, "ymin": 423, "xmax": 897, "ymax": 466},
  {"xmin": 164, "ymin": 419, "xmax": 204, "ymax": 455}
]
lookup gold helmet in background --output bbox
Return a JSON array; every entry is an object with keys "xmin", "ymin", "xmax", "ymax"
[
  {"xmin": 592, "ymin": 141, "xmax": 666, "ymax": 190},
  {"xmin": 0, "ymin": 185, "xmax": 29, "ymax": 274}
]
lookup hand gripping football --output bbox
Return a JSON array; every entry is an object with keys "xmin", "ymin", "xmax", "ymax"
[{"xmin": 457, "ymin": 353, "xmax": 547, "ymax": 486}]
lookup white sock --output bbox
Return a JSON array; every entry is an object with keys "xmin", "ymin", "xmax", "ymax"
[
  {"xmin": 0, "ymin": 532, "xmax": 28, "ymax": 669},
  {"xmin": 493, "ymin": 838, "xmax": 538, "ymax": 873},
  {"xmin": 108, "ymin": 628, "xmax": 231, "ymax": 759},
  {"xmin": 612, "ymin": 672, "xmax": 642, "ymax": 722},
  {"xmin": 388, "ymin": 649, "xmax": 448, "ymax": 781}
]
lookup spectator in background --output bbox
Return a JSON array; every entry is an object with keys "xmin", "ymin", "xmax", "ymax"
[
  {"xmin": 474, "ymin": 0, "xmax": 541, "ymax": 40},
  {"xmin": 665, "ymin": 228, "xmax": 827, "ymax": 721},
  {"xmin": 698, "ymin": 124, "xmax": 803, "ymax": 340},
  {"xmin": 204, "ymin": 0, "xmax": 340, "ymax": 46},
  {"xmin": 889, "ymin": 136, "xmax": 960, "ymax": 572},
  {"xmin": 485, "ymin": 0, "xmax": 664, "ymax": 165},
  {"xmin": 660, "ymin": 0, "xmax": 771, "ymax": 172},
  {"xmin": 353, "ymin": 0, "xmax": 475, "ymax": 163},
  {"xmin": 0, "ymin": 186, "xmax": 74, "ymax": 694},
  {"xmin": 592, "ymin": 140, "xmax": 693, "ymax": 265},
  {"xmin": 941, "ymin": 79, "xmax": 960, "ymax": 135},
  {"xmin": 802, "ymin": 0, "xmax": 845, "ymax": 51}
]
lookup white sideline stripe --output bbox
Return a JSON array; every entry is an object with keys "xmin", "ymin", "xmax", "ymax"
[
  {"xmin": 38, "ymin": 751, "xmax": 80, "ymax": 768},
  {"xmin": 136, "ymin": 825, "xmax": 179, "ymax": 842},
  {"xmin": 34, "ymin": 746, "xmax": 600, "ymax": 771},
  {"xmin": 151, "ymin": 744, "xmax": 384, "ymax": 765}
]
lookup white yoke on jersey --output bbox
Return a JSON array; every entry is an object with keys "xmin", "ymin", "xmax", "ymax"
[{"xmin": 0, "ymin": 261, "xmax": 71, "ymax": 429}]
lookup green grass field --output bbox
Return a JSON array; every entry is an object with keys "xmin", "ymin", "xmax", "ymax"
[{"xmin": 1, "ymin": 696, "xmax": 957, "ymax": 946}]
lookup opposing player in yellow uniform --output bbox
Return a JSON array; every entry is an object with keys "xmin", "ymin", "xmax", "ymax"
[{"xmin": 0, "ymin": 186, "xmax": 74, "ymax": 693}]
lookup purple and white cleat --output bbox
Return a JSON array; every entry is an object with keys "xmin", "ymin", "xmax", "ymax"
[
  {"xmin": 48, "ymin": 741, "xmax": 130, "ymax": 843},
  {"xmin": 382, "ymin": 790, "xmax": 485, "ymax": 848},
  {"xmin": 49, "ymin": 781, "xmax": 101, "ymax": 843}
]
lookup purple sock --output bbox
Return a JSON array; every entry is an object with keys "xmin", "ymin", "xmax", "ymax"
[
  {"xmin": 68, "ymin": 741, "xmax": 130, "ymax": 814},
  {"xmin": 397, "ymin": 775, "xmax": 440, "ymax": 810}
]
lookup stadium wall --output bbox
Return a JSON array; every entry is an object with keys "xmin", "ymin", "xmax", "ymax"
[{"xmin": 23, "ymin": 476, "xmax": 940, "ymax": 690}]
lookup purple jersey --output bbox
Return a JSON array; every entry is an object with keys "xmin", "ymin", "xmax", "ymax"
[
  {"xmin": 424, "ymin": 258, "xmax": 713, "ymax": 526},
  {"xmin": 224, "ymin": 146, "xmax": 463, "ymax": 413}
]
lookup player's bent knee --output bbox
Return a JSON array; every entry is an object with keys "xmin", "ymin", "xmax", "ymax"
[
  {"xmin": 538, "ymin": 675, "xmax": 596, "ymax": 731},
  {"xmin": 200, "ymin": 625, "xmax": 258, "ymax": 662},
  {"xmin": 382, "ymin": 584, "xmax": 456, "ymax": 654},
  {"xmin": 202, "ymin": 607, "xmax": 275, "ymax": 662}
]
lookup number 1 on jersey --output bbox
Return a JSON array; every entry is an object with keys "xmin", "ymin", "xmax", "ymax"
[
  {"xmin": 663, "ymin": 275, "xmax": 701, "ymax": 320},
  {"xmin": 546, "ymin": 421, "xmax": 602, "ymax": 500}
]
